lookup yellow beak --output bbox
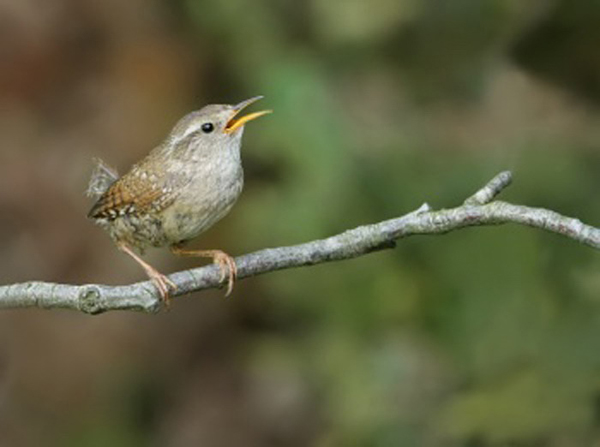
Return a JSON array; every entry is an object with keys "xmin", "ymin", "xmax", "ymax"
[{"xmin": 224, "ymin": 96, "xmax": 272, "ymax": 134}]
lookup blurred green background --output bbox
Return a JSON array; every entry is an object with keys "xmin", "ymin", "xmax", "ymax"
[{"xmin": 0, "ymin": 0, "xmax": 599, "ymax": 446}]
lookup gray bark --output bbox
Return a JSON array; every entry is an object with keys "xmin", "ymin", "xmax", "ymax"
[{"xmin": 0, "ymin": 171, "xmax": 597, "ymax": 314}]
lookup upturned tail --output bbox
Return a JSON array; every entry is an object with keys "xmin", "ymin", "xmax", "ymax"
[{"xmin": 86, "ymin": 158, "xmax": 119, "ymax": 200}]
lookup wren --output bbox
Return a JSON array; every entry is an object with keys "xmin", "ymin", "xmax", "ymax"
[{"xmin": 87, "ymin": 96, "xmax": 271, "ymax": 305}]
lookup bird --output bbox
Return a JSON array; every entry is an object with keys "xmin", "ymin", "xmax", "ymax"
[{"xmin": 87, "ymin": 96, "xmax": 271, "ymax": 305}]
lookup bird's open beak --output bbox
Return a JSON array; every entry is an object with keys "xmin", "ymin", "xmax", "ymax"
[{"xmin": 224, "ymin": 96, "xmax": 272, "ymax": 134}]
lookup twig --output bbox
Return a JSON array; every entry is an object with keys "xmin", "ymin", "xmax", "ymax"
[
  {"xmin": 464, "ymin": 171, "xmax": 512, "ymax": 205},
  {"xmin": 0, "ymin": 171, "xmax": 597, "ymax": 314}
]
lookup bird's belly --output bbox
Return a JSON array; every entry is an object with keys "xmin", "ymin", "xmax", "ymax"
[
  {"xmin": 163, "ymin": 175, "xmax": 243, "ymax": 244},
  {"xmin": 96, "ymin": 213, "xmax": 169, "ymax": 252}
]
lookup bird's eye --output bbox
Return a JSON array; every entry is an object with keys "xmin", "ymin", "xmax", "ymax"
[{"xmin": 201, "ymin": 122, "xmax": 214, "ymax": 133}]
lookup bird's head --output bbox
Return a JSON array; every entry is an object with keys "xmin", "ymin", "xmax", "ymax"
[{"xmin": 167, "ymin": 96, "xmax": 271, "ymax": 155}]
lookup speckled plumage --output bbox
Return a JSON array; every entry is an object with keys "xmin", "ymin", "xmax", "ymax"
[
  {"xmin": 87, "ymin": 97, "xmax": 270, "ymax": 303},
  {"xmin": 89, "ymin": 105, "xmax": 246, "ymax": 251}
]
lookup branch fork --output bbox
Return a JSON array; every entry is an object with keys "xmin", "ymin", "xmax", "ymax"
[{"xmin": 0, "ymin": 171, "xmax": 597, "ymax": 314}]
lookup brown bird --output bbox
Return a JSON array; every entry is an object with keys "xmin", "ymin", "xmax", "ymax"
[{"xmin": 87, "ymin": 96, "xmax": 271, "ymax": 304}]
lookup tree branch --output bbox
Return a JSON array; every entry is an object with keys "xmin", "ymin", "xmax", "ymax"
[{"xmin": 0, "ymin": 171, "xmax": 597, "ymax": 314}]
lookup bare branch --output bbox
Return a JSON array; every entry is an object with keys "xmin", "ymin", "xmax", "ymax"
[
  {"xmin": 0, "ymin": 171, "xmax": 597, "ymax": 314},
  {"xmin": 464, "ymin": 171, "xmax": 512, "ymax": 205}
]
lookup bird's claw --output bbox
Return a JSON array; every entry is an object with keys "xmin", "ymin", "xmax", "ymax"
[
  {"xmin": 147, "ymin": 270, "xmax": 177, "ymax": 308},
  {"xmin": 213, "ymin": 252, "xmax": 237, "ymax": 296}
]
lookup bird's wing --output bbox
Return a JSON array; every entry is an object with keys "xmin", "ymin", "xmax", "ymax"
[{"xmin": 87, "ymin": 164, "xmax": 176, "ymax": 220}]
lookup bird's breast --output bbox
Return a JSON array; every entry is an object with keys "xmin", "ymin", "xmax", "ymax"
[{"xmin": 162, "ymin": 159, "xmax": 244, "ymax": 243}]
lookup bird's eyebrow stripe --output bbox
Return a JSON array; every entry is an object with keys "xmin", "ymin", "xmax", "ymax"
[{"xmin": 171, "ymin": 122, "xmax": 205, "ymax": 143}]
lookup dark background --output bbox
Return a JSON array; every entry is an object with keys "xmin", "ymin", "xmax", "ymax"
[{"xmin": 0, "ymin": 1, "xmax": 599, "ymax": 446}]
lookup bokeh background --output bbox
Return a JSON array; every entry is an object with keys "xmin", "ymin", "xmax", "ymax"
[{"xmin": 0, "ymin": 1, "xmax": 599, "ymax": 446}]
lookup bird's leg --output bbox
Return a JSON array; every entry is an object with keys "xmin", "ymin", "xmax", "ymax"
[
  {"xmin": 118, "ymin": 243, "xmax": 177, "ymax": 306},
  {"xmin": 170, "ymin": 244, "xmax": 237, "ymax": 296}
]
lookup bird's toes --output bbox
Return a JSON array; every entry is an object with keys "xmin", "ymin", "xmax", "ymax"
[
  {"xmin": 213, "ymin": 253, "xmax": 237, "ymax": 296},
  {"xmin": 149, "ymin": 273, "xmax": 176, "ymax": 308}
]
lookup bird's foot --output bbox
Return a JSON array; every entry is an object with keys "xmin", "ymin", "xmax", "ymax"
[
  {"xmin": 170, "ymin": 245, "xmax": 237, "ymax": 296},
  {"xmin": 144, "ymin": 266, "xmax": 177, "ymax": 307},
  {"xmin": 118, "ymin": 243, "xmax": 177, "ymax": 308},
  {"xmin": 212, "ymin": 251, "xmax": 237, "ymax": 296}
]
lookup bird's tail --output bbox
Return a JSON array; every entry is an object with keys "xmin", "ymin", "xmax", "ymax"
[{"xmin": 86, "ymin": 158, "xmax": 119, "ymax": 200}]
